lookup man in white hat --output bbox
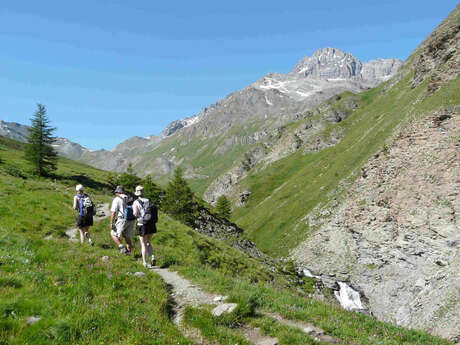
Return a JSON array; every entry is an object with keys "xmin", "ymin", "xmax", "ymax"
[{"xmin": 110, "ymin": 185, "xmax": 135, "ymax": 254}]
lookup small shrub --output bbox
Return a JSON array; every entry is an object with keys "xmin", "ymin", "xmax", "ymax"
[
  {"xmin": 160, "ymin": 253, "xmax": 178, "ymax": 268},
  {"xmin": 3, "ymin": 164, "xmax": 26, "ymax": 179},
  {"xmin": 382, "ymin": 144, "xmax": 390, "ymax": 155}
]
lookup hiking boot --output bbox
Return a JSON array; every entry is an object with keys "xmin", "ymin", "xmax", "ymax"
[
  {"xmin": 88, "ymin": 238, "xmax": 94, "ymax": 246},
  {"xmin": 119, "ymin": 246, "xmax": 127, "ymax": 254},
  {"xmin": 151, "ymin": 256, "xmax": 156, "ymax": 267}
]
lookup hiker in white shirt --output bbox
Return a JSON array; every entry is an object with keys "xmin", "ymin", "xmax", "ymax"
[{"xmin": 110, "ymin": 185, "xmax": 134, "ymax": 254}]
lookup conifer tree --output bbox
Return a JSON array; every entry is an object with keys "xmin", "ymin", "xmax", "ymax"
[
  {"xmin": 215, "ymin": 195, "xmax": 232, "ymax": 219},
  {"xmin": 24, "ymin": 104, "xmax": 57, "ymax": 176},
  {"xmin": 143, "ymin": 174, "xmax": 162, "ymax": 205},
  {"xmin": 118, "ymin": 163, "xmax": 142, "ymax": 191},
  {"xmin": 162, "ymin": 167, "xmax": 196, "ymax": 223},
  {"xmin": 107, "ymin": 172, "xmax": 120, "ymax": 189}
]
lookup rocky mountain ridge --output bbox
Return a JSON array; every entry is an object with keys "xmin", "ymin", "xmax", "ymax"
[
  {"xmin": 203, "ymin": 92, "xmax": 361, "ymax": 204},
  {"xmin": 1, "ymin": 48, "xmax": 402, "ymax": 184},
  {"xmin": 109, "ymin": 48, "xmax": 402, "ymax": 188}
]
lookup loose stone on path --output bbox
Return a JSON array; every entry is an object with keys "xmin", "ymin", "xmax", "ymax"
[{"xmin": 211, "ymin": 303, "xmax": 238, "ymax": 316}]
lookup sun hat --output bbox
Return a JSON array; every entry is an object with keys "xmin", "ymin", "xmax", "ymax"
[
  {"xmin": 76, "ymin": 184, "xmax": 84, "ymax": 191},
  {"xmin": 134, "ymin": 185, "xmax": 144, "ymax": 196},
  {"xmin": 114, "ymin": 185, "xmax": 125, "ymax": 194}
]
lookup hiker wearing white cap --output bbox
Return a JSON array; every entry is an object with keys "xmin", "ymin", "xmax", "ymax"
[
  {"xmin": 133, "ymin": 185, "xmax": 158, "ymax": 268},
  {"xmin": 110, "ymin": 185, "xmax": 135, "ymax": 255},
  {"xmin": 72, "ymin": 184, "xmax": 95, "ymax": 246}
]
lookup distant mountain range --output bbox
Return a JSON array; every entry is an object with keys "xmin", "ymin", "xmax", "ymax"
[{"xmin": 1, "ymin": 48, "xmax": 402, "ymax": 183}]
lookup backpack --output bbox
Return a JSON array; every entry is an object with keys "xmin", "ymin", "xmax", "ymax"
[
  {"xmin": 137, "ymin": 198, "xmax": 158, "ymax": 225},
  {"xmin": 78, "ymin": 194, "xmax": 96, "ymax": 217},
  {"xmin": 120, "ymin": 195, "xmax": 136, "ymax": 221}
]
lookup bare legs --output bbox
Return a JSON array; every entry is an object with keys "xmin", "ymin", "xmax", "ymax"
[
  {"xmin": 111, "ymin": 234, "xmax": 133, "ymax": 254},
  {"xmin": 111, "ymin": 234, "xmax": 123, "ymax": 247},
  {"xmin": 125, "ymin": 237, "xmax": 133, "ymax": 253},
  {"xmin": 79, "ymin": 226, "xmax": 93, "ymax": 245},
  {"xmin": 139, "ymin": 234, "xmax": 154, "ymax": 266}
]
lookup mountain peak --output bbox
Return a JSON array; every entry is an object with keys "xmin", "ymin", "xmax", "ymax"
[
  {"xmin": 291, "ymin": 47, "xmax": 362, "ymax": 79},
  {"xmin": 311, "ymin": 47, "xmax": 349, "ymax": 58},
  {"xmin": 291, "ymin": 47, "xmax": 402, "ymax": 84}
]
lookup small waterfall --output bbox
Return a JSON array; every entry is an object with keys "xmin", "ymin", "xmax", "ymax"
[
  {"xmin": 334, "ymin": 282, "xmax": 364, "ymax": 310},
  {"xmin": 299, "ymin": 266, "xmax": 366, "ymax": 311}
]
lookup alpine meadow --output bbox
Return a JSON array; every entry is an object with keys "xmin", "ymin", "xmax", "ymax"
[{"xmin": 0, "ymin": 2, "xmax": 459, "ymax": 345}]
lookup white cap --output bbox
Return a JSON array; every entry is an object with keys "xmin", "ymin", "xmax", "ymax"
[
  {"xmin": 76, "ymin": 184, "xmax": 84, "ymax": 191},
  {"xmin": 134, "ymin": 185, "xmax": 144, "ymax": 196}
]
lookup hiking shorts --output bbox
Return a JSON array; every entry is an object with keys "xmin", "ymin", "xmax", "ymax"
[
  {"xmin": 111, "ymin": 218, "xmax": 135, "ymax": 239},
  {"xmin": 137, "ymin": 223, "xmax": 157, "ymax": 237},
  {"xmin": 77, "ymin": 215, "xmax": 93, "ymax": 228}
]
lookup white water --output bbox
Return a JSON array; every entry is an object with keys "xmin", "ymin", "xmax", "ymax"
[{"xmin": 334, "ymin": 282, "xmax": 364, "ymax": 310}]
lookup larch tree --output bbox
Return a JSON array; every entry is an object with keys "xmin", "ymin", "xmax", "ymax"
[
  {"xmin": 24, "ymin": 104, "xmax": 57, "ymax": 176},
  {"xmin": 162, "ymin": 167, "xmax": 197, "ymax": 223},
  {"xmin": 215, "ymin": 195, "xmax": 232, "ymax": 219}
]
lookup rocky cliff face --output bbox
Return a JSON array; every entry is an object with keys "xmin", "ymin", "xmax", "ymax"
[
  {"xmin": 292, "ymin": 47, "xmax": 363, "ymax": 79},
  {"xmin": 291, "ymin": 109, "xmax": 459, "ymax": 340},
  {"xmin": 291, "ymin": 47, "xmax": 402, "ymax": 87},
  {"xmin": 361, "ymin": 58, "xmax": 404, "ymax": 85}
]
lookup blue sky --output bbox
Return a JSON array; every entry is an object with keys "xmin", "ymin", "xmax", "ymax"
[{"xmin": 0, "ymin": 1, "xmax": 458, "ymax": 149}]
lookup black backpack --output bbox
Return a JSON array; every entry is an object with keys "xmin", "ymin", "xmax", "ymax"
[{"xmin": 138, "ymin": 198, "xmax": 158, "ymax": 225}]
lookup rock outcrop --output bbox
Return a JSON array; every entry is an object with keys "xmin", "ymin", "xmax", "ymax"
[{"xmin": 193, "ymin": 207, "xmax": 266, "ymax": 259}]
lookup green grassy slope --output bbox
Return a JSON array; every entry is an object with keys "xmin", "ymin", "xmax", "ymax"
[
  {"xmin": 0, "ymin": 137, "xmax": 451, "ymax": 344},
  {"xmin": 232, "ymin": 71, "xmax": 460, "ymax": 256},
  {"xmin": 138, "ymin": 118, "xmax": 272, "ymax": 196}
]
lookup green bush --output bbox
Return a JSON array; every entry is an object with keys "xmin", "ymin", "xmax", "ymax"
[{"xmin": 2, "ymin": 164, "xmax": 26, "ymax": 179}]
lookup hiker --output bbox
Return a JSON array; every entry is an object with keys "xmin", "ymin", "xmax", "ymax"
[
  {"xmin": 133, "ymin": 185, "xmax": 158, "ymax": 268},
  {"xmin": 110, "ymin": 185, "xmax": 135, "ymax": 254},
  {"xmin": 73, "ymin": 184, "xmax": 95, "ymax": 246}
]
